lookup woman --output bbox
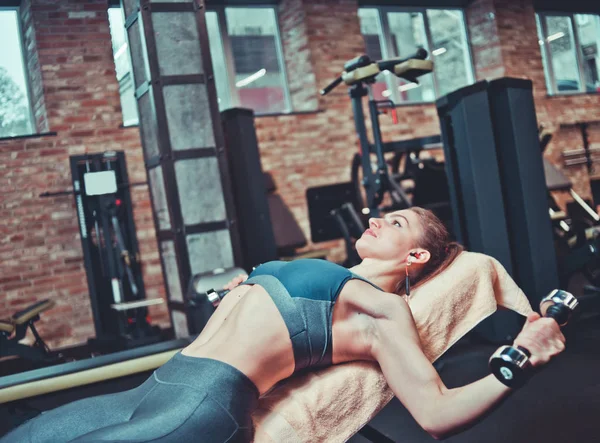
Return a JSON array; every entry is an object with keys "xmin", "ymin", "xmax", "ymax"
[{"xmin": 3, "ymin": 208, "xmax": 565, "ymax": 442}]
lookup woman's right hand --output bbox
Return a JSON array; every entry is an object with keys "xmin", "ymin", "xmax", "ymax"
[
  {"xmin": 223, "ymin": 273, "xmax": 248, "ymax": 291},
  {"xmin": 512, "ymin": 312, "xmax": 566, "ymax": 367}
]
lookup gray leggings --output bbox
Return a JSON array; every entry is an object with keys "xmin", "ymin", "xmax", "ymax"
[{"xmin": 2, "ymin": 353, "xmax": 259, "ymax": 442}]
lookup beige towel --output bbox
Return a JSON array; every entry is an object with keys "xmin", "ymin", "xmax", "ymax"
[{"xmin": 251, "ymin": 251, "xmax": 534, "ymax": 443}]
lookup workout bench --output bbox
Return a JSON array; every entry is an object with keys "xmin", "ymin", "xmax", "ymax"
[{"xmin": 0, "ymin": 299, "xmax": 55, "ymax": 363}]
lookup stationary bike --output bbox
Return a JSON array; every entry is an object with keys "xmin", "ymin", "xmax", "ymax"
[{"xmin": 320, "ymin": 49, "xmax": 434, "ymax": 219}]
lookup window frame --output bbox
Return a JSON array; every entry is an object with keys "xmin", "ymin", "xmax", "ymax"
[
  {"xmin": 536, "ymin": 11, "xmax": 600, "ymax": 96},
  {"xmin": 108, "ymin": 3, "xmax": 292, "ymax": 123},
  {"xmin": 359, "ymin": 5, "xmax": 476, "ymax": 105},
  {"xmin": 0, "ymin": 6, "xmax": 37, "ymax": 136},
  {"xmin": 208, "ymin": 4, "xmax": 293, "ymax": 114},
  {"xmin": 107, "ymin": 7, "xmax": 139, "ymax": 127}
]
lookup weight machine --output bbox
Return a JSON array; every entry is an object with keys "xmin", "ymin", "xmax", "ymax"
[
  {"xmin": 0, "ymin": 300, "xmax": 57, "ymax": 365},
  {"xmin": 306, "ymin": 50, "xmax": 434, "ymax": 266},
  {"xmin": 40, "ymin": 151, "xmax": 163, "ymax": 353},
  {"xmin": 320, "ymin": 49, "xmax": 434, "ymax": 218},
  {"xmin": 544, "ymin": 122, "xmax": 600, "ymax": 305}
]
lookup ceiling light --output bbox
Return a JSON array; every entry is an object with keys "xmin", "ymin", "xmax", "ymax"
[
  {"xmin": 236, "ymin": 69, "xmax": 266, "ymax": 88},
  {"xmin": 547, "ymin": 32, "xmax": 565, "ymax": 42}
]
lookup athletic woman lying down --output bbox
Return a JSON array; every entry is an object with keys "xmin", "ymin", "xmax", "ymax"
[{"xmin": 3, "ymin": 207, "xmax": 565, "ymax": 442}]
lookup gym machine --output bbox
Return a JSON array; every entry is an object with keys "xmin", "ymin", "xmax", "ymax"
[
  {"xmin": 541, "ymin": 123, "xmax": 600, "ymax": 293},
  {"xmin": 305, "ymin": 50, "xmax": 435, "ymax": 266},
  {"xmin": 436, "ymin": 78, "xmax": 559, "ymax": 342},
  {"xmin": 306, "ymin": 182, "xmax": 365, "ymax": 267},
  {"xmin": 356, "ymin": 134, "xmax": 452, "ymax": 228},
  {"xmin": 40, "ymin": 151, "xmax": 163, "ymax": 353},
  {"xmin": 553, "ymin": 120, "xmax": 600, "ymax": 238},
  {"xmin": 320, "ymin": 49, "xmax": 434, "ymax": 218},
  {"xmin": 0, "ymin": 300, "xmax": 57, "ymax": 365}
]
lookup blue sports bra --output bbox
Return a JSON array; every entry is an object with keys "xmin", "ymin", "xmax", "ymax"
[{"xmin": 242, "ymin": 259, "xmax": 382, "ymax": 372}]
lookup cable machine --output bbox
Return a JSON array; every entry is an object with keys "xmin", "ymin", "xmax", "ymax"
[{"xmin": 41, "ymin": 151, "xmax": 164, "ymax": 352}]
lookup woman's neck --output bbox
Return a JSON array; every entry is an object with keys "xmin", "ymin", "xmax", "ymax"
[{"xmin": 350, "ymin": 259, "xmax": 405, "ymax": 294}]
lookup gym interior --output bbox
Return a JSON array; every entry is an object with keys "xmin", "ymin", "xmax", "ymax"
[{"xmin": 1, "ymin": 0, "xmax": 600, "ymax": 441}]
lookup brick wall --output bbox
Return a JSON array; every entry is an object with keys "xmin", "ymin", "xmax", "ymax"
[
  {"xmin": 467, "ymin": 0, "xmax": 505, "ymax": 80},
  {"xmin": 278, "ymin": 0, "xmax": 318, "ymax": 111},
  {"xmin": 0, "ymin": 0, "xmax": 168, "ymax": 350}
]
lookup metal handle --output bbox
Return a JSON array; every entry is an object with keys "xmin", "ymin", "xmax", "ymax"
[{"xmin": 320, "ymin": 76, "xmax": 343, "ymax": 96}]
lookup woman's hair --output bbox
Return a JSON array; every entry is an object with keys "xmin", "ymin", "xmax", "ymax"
[{"xmin": 396, "ymin": 207, "xmax": 464, "ymax": 295}]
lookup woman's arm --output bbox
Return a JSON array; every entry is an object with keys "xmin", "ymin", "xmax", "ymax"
[{"xmin": 372, "ymin": 300, "xmax": 565, "ymax": 440}]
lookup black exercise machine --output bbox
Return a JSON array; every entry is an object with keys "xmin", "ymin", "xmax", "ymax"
[
  {"xmin": 0, "ymin": 300, "xmax": 57, "ymax": 364},
  {"xmin": 349, "ymin": 133, "xmax": 451, "ymax": 220},
  {"xmin": 40, "ymin": 151, "xmax": 163, "ymax": 353},
  {"xmin": 436, "ymin": 79, "xmax": 559, "ymax": 342},
  {"xmin": 306, "ymin": 182, "xmax": 365, "ymax": 267},
  {"xmin": 320, "ymin": 49, "xmax": 434, "ymax": 218},
  {"xmin": 308, "ymin": 50, "xmax": 445, "ymax": 266},
  {"xmin": 542, "ymin": 125, "xmax": 600, "ymax": 293}
]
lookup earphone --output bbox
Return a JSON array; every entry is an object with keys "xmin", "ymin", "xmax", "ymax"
[{"xmin": 406, "ymin": 253, "xmax": 419, "ymax": 295}]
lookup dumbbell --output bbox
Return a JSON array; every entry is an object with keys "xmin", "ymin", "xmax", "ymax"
[
  {"xmin": 205, "ymin": 288, "xmax": 229, "ymax": 308},
  {"xmin": 489, "ymin": 289, "xmax": 578, "ymax": 388},
  {"xmin": 188, "ymin": 267, "xmax": 246, "ymax": 308}
]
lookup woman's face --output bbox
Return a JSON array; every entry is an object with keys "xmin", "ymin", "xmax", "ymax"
[{"xmin": 355, "ymin": 209, "xmax": 424, "ymax": 262}]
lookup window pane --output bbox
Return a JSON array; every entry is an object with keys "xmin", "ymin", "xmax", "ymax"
[
  {"xmin": 0, "ymin": 10, "xmax": 34, "ymax": 137},
  {"xmin": 160, "ymin": 241, "xmax": 183, "ymax": 303},
  {"xmin": 575, "ymin": 14, "xmax": 600, "ymax": 93},
  {"xmin": 206, "ymin": 11, "xmax": 232, "ymax": 110},
  {"xmin": 427, "ymin": 9, "xmax": 472, "ymax": 97},
  {"xmin": 536, "ymin": 15, "xmax": 554, "ymax": 93},
  {"xmin": 545, "ymin": 15, "xmax": 581, "ymax": 93},
  {"xmin": 359, "ymin": 8, "xmax": 383, "ymax": 60},
  {"xmin": 225, "ymin": 7, "xmax": 289, "ymax": 114},
  {"xmin": 357, "ymin": 8, "xmax": 389, "ymax": 101},
  {"xmin": 108, "ymin": 8, "xmax": 139, "ymax": 126},
  {"xmin": 386, "ymin": 12, "xmax": 435, "ymax": 103}
]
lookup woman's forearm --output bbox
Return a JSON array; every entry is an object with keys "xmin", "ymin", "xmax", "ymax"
[{"xmin": 430, "ymin": 375, "xmax": 512, "ymax": 439}]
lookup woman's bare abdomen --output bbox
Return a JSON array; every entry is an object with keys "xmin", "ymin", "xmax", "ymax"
[{"xmin": 181, "ymin": 284, "xmax": 295, "ymax": 394}]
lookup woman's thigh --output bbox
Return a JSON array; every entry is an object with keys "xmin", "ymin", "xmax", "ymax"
[
  {"xmin": 1, "ymin": 375, "xmax": 156, "ymax": 443},
  {"xmin": 69, "ymin": 380, "xmax": 248, "ymax": 442}
]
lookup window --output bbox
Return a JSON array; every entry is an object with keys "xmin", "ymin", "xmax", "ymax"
[
  {"xmin": 536, "ymin": 13, "xmax": 600, "ymax": 95},
  {"xmin": 358, "ymin": 7, "xmax": 475, "ymax": 104},
  {"xmin": 0, "ymin": 9, "xmax": 35, "ymax": 138},
  {"xmin": 207, "ymin": 7, "xmax": 291, "ymax": 114},
  {"xmin": 108, "ymin": 8, "xmax": 139, "ymax": 126},
  {"xmin": 108, "ymin": 6, "xmax": 291, "ymax": 120}
]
